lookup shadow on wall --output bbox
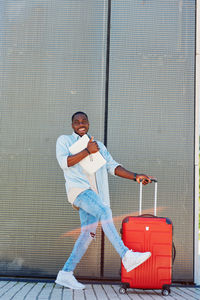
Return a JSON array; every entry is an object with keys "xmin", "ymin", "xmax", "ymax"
[{"xmin": 0, "ymin": 259, "xmax": 50, "ymax": 278}]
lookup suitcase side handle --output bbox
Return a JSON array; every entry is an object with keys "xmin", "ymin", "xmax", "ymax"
[
  {"xmin": 172, "ymin": 242, "xmax": 176, "ymax": 264},
  {"xmin": 139, "ymin": 179, "xmax": 158, "ymax": 216}
]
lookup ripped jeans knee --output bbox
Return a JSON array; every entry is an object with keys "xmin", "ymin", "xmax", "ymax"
[{"xmin": 90, "ymin": 232, "xmax": 96, "ymax": 239}]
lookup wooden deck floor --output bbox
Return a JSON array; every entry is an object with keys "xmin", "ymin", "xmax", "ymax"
[{"xmin": 0, "ymin": 280, "xmax": 200, "ymax": 300}]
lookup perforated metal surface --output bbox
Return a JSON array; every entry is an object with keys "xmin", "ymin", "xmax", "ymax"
[
  {"xmin": 0, "ymin": 0, "xmax": 196, "ymax": 281},
  {"xmin": 0, "ymin": 0, "xmax": 107, "ymax": 278},
  {"xmin": 104, "ymin": 0, "xmax": 195, "ymax": 281}
]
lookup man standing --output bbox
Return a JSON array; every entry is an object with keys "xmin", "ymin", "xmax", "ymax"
[{"xmin": 55, "ymin": 111, "xmax": 152, "ymax": 290}]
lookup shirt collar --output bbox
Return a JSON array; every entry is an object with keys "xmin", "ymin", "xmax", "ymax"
[
  {"xmin": 72, "ymin": 132, "xmax": 90, "ymax": 140},
  {"xmin": 72, "ymin": 132, "xmax": 80, "ymax": 140}
]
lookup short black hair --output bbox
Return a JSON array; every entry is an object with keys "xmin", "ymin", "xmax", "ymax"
[{"xmin": 71, "ymin": 111, "xmax": 88, "ymax": 122}]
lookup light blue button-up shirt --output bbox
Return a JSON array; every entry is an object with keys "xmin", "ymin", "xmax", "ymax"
[{"xmin": 56, "ymin": 132, "xmax": 120, "ymax": 207}]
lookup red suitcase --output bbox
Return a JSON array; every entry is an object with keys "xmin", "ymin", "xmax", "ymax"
[{"xmin": 120, "ymin": 180, "xmax": 175, "ymax": 296}]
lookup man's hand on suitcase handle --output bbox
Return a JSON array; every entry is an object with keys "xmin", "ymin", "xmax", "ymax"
[
  {"xmin": 114, "ymin": 166, "xmax": 156, "ymax": 184},
  {"xmin": 135, "ymin": 174, "xmax": 156, "ymax": 185}
]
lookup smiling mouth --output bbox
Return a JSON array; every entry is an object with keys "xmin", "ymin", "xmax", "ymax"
[{"xmin": 78, "ymin": 128, "xmax": 87, "ymax": 133}]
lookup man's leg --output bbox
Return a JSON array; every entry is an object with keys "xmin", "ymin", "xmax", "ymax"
[
  {"xmin": 63, "ymin": 208, "xmax": 98, "ymax": 272},
  {"xmin": 75, "ymin": 189, "xmax": 128, "ymax": 258},
  {"xmin": 75, "ymin": 189, "xmax": 151, "ymax": 272},
  {"xmin": 55, "ymin": 208, "xmax": 98, "ymax": 289}
]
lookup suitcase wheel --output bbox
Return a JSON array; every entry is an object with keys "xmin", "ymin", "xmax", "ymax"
[
  {"xmin": 119, "ymin": 287, "xmax": 126, "ymax": 294},
  {"xmin": 162, "ymin": 287, "xmax": 171, "ymax": 296},
  {"xmin": 119, "ymin": 283, "xmax": 129, "ymax": 294}
]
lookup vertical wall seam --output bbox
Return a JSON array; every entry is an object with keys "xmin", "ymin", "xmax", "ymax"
[
  {"xmin": 101, "ymin": 0, "xmax": 111, "ymax": 278},
  {"xmin": 194, "ymin": 0, "xmax": 200, "ymax": 285}
]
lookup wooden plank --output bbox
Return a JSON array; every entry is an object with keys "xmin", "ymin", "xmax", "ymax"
[
  {"xmin": 74, "ymin": 288, "xmax": 85, "ymax": 300},
  {"xmin": 102, "ymin": 284, "xmax": 120, "ymax": 299},
  {"xmin": 0, "ymin": 282, "xmax": 25, "ymax": 299},
  {"xmin": 22, "ymin": 282, "xmax": 45, "ymax": 300},
  {"xmin": 178, "ymin": 287, "xmax": 200, "ymax": 297},
  {"xmin": 92, "ymin": 284, "xmax": 109, "ymax": 300},
  {"xmin": 172, "ymin": 287, "xmax": 200, "ymax": 300},
  {"xmin": 62, "ymin": 287, "xmax": 73, "ymax": 300},
  {"xmin": 1, "ymin": 281, "xmax": 200, "ymax": 300},
  {"xmin": 170, "ymin": 287, "xmax": 195, "ymax": 300},
  {"xmin": 0, "ymin": 281, "xmax": 18, "ymax": 298},
  {"xmin": 84, "ymin": 284, "xmax": 97, "ymax": 300},
  {"xmin": 4, "ymin": 282, "xmax": 27, "ymax": 300},
  {"xmin": 10, "ymin": 282, "xmax": 35, "ymax": 300},
  {"xmin": 136, "ymin": 289, "xmax": 166, "ymax": 299},
  {"xmin": 132, "ymin": 289, "xmax": 160, "ymax": 300},
  {"xmin": 48, "ymin": 284, "xmax": 63, "ymax": 300},
  {"xmin": 37, "ymin": 283, "xmax": 54, "ymax": 299},
  {"xmin": 0, "ymin": 281, "xmax": 9, "ymax": 288}
]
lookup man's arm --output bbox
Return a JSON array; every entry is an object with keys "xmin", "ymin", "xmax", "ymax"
[
  {"xmin": 114, "ymin": 165, "xmax": 151, "ymax": 185},
  {"xmin": 67, "ymin": 137, "xmax": 99, "ymax": 167},
  {"xmin": 67, "ymin": 148, "xmax": 90, "ymax": 167}
]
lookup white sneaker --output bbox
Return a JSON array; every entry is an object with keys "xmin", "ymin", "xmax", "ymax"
[
  {"xmin": 55, "ymin": 270, "xmax": 85, "ymax": 290},
  {"xmin": 122, "ymin": 250, "xmax": 151, "ymax": 272}
]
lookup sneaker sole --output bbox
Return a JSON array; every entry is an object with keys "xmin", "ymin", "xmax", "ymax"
[
  {"xmin": 126, "ymin": 252, "xmax": 151, "ymax": 272},
  {"xmin": 55, "ymin": 279, "xmax": 85, "ymax": 290}
]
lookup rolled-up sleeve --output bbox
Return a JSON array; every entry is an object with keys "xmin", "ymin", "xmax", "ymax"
[{"xmin": 56, "ymin": 136, "xmax": 70, "ymax": 171}]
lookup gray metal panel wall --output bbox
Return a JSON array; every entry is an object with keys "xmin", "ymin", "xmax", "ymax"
[
  {"xmin": 0, "ymin": 0, "xmax": 196, "ymax": 282},
  {"xmin": 0, "ymin": 0, "xmax": 107, "ymax": 278},
  {"xmin": 104, "ymin": 0, "xmax": 195, "ymax": 281}
]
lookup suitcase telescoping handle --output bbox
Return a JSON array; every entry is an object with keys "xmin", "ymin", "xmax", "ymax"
[{"xmin": 139, "ymin": 178, "xmax": 158, "ymax": 216}]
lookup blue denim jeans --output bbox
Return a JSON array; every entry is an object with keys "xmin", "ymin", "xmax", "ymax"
[{"xmin": 62, "ymin": 189, "xmax": 128, "ymax": 272}]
